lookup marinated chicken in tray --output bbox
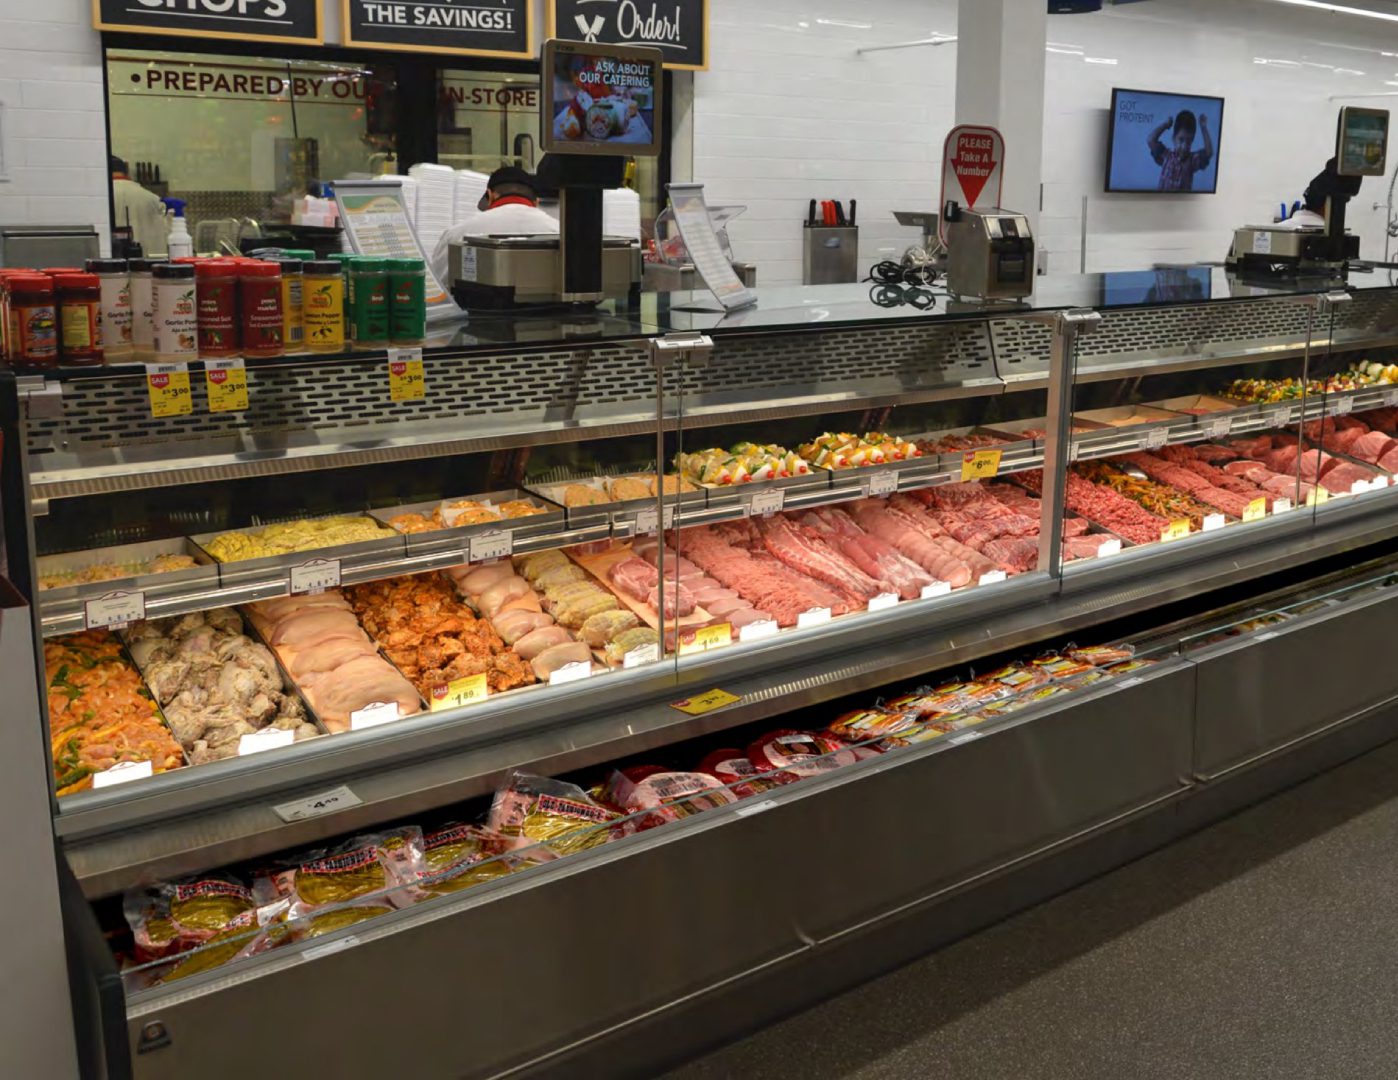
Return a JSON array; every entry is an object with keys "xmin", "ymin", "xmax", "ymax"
[
  {"xmin": 344, "ymin": 574, "xmax": 536, "ymax": 696},
  {"xmin": 39, "ymin": 552, "xmax": 198, "ymax": 591},
  {"xmin": 45, "ymin": 630, "xmax": 185, "ymax": 795},
  {"xmin": 203, "ymin": 515, "xmax": 395, "ymax": 563},
  {"xmin": 122, "ymin": 609, "xmax": 320, "ymax": 765}
]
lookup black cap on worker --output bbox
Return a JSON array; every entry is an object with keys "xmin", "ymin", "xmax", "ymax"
[{"xmin": 479, "ymin": 166, "xmax": 540, "ymax": 211}]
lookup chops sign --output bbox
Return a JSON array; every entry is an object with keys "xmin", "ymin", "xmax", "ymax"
[
  {"xmin": 95, "ymin": 0, "xmax": 322, "ymax": 43},
  {"xmin": 938, "ymin": 125, "xmax": 1006, "ymax": 242}
]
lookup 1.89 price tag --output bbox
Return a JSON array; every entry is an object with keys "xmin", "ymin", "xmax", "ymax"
[
  {"xmin": 147, "ymin": 363, "xmax": 192, "ymax": 418},
  {"xmin": 960, "ymin": 448, "xmax": 1003, "ymax": 482},
  {"xmin": 430, "ymin": 673, "xmax": 489, "ymax": 712},
  {"xmin": 206, "ymin": 358, "xmax": 249, "ymax": 413},
  {"xmin": 387, "ymin": 348, "xmax": 425, "ymax": 402}
]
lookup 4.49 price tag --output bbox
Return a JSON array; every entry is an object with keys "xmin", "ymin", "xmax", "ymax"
[
  {"xmin": 387, "ymin": 348, "xmax": 425, "ymax": 402},
  {"xmin": 290, "ymin": 558, "xmax": 341, "ymax": 595},
  {"xmin": 1161, "ymin": 519, "xmax": 1191, "ymax": 542},
  {"xmin": 430, "ymin": 673, "xmax": 489, "ymax": 713},
  {"xmin": 960, "ymin": 448, "xmax": 1003, "ymax": 482},
  {"xmin": 206, "ymin": 358, "xmax": 249, "ymax": 413},
  {"xmin": 84, "ymin": 589, "xmax": 146, "ymax": 631},
  {"xmin": 146, "ymin": 363, "xmax": 192, "ymax": 418}
]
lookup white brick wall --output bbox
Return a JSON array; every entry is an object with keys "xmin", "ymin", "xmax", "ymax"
[{"xmin": 0, "ymin": 0, "xmax": 110, "ymax": 251}]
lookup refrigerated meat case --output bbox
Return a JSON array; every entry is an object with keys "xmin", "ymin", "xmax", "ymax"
[{"xmin": 9, "ymin": 268, "xmax": 1398, "ymax": 1078}]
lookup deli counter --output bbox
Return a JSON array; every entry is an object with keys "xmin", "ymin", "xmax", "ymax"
[{"xmin": 8, "ymin": 267, "xmax": 1398, "ymax": 1079}]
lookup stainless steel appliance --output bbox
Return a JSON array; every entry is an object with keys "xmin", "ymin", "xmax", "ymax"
[
  {"xmin": 0, "ymin": 225, "xmax": 99, "ymax": 268},
  {"xmin": 945, "ymin": 208, "xmax": 1035, "ymax": 300},
  {"xmin": 449, "ymin": 234, "xmax": 642, "ymax": 309}
]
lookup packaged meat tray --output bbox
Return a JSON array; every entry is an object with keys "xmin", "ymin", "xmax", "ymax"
[
  {"xmin": 697, "ymin": 749, "xmax": 782, "ymax": 799},
  {"xmin": 36, "ymin": 536, "xmax": 214, "ymax": 597},
  {"xmin": 604, "ymin": 768, "xmax": 739, "ymax": 828},
  {"xmin": 912, "ymin": 425, "xmax": 1039, "ymax": 478},
  {"xmin": 747, "ymin": 730, "xmax": 859, "ymax": 783},
  {"xmin": 523, "ymin": 471, "xmax": 706, "ymax": 529},
  {"xmin": 369, "ymin": 489, "xmax": 563, "ymax": 555},
  {"xmin": 191, "ymin": 514, "xmax": 406, "ymax": 585}
]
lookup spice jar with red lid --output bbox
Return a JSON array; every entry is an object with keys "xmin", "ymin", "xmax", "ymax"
[
  {"xmin": 239, "ymin": 262, "xmax": 284, "ymax": 359},
  {"xmin": 55, "ymin": 273, "xmax": 103, "ymax": 366},
  {"xmin": 8, "ymin": 274, "xmax": 59, "ymax": 371},
  {"xmin": 195, "ymin": 261, "xmax": 239, "ymax": 358}
]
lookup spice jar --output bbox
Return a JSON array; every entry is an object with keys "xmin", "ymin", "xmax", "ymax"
[
  {"xmin": 388, "ymin": 258, "xmax": 427, "ymax": 346},
  {"xmin": 0, "ymin": 270, "xmax": 21, "ymax": 361},
  {"xmin": 195, "ymin": 260, "xmax": 239, "ymax": 358},
  {"xmin": 303, "ymin": 260, "xmax": 346, "ymax": 354},
  {"xmin": 129, "ymin": 259, "xmax": 158, "ymax": 363},
  {"xmin": 86, "ymin": 258, "xmax": 133, "ymax": 362},
  {"xmin": 8, "ymin": 274, "xmax": 58, "ymax": 371},
  {"xmin": 239, "ymin": 261, "xmax": 285, "ymax": 359},
  {"xmin": 327, "ymin": 253, "xmax": 356, "ymax": 347},
  {"xmin": 276, "ymin": 257, "xmax": 305, "ymax": 353},
  {"xmin": 350, "ymin": 257, "xmax": 389, "ymax": 351},
  {"xmin": 56, "ymin": 273, "xmax": 103, "ymax": 366},
  {"xmin": 152, "ymin": 263, "xmax": 198, "ymax": 364}
]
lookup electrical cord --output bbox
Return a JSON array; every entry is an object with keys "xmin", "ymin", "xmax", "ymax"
[
  {"xmin": 868, "ymin": 282, "xmax": 941, "ymax": 310},
  {"xmin": 866, "ymin": 260, "xmax": 941, "ymax": 288}
]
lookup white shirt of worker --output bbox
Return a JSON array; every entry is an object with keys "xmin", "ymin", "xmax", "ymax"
[
  {"xmin": 431, "ymin": 202, "xmax": 560, "ymax": 286},
  {"xmin": 112, "ymin": 178, "xmax": 170, "ymax": 257}
]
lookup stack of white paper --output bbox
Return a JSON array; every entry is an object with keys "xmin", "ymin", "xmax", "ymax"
[
  {"xmin": 603, "ymin": 188, "xmax": 642, "ymax": 241},
  {"xmin": 408, "ymin": 163, "xmax": 457, "ymax": 254},
  {"xmin": 454, "ymin": 170, "xmax": 490, "ymax": 224}
]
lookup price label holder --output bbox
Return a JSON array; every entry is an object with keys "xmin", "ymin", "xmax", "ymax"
[
  {"xmin": 1263, "ymin": 405, "xmax": 1292, "ymax": 428},
  {"xmin": 867, "ymin": 592, "xmax": 900, "ymax": 613},
  {"xmin": 921, "ymin": 581, "xmax": 953, "ymax": 600},
  {"xmin": 84, "ymin": 590, "xmax": 146, "ymax": 631},
  {"xmin": 1351, "ymin": 479, "xmax": 1373, "ymax": 496},
  {"xmin": 1161, "ymin": 520, "xmax": 1191, "ymax": 543},
  {"xmin": 1202, "ymin": 513, "xmax": 1227, "ymax": 532},
  {"xmin": 290, "ymin": 558, "xmax": 341, "ymax": 595},
  {"xmin": 237, "ymin": 727, "xmax": 296, "ymax": 757},
  {"xmin": 866, "ymin": 470, "xmax": 899, "ymax": 498},
  {"xmin": 1373, "ymin": 475, "xmax": 1391, "ymax": 489},
  {"xmin": 429, "ymin": 673, "xmax": 489, "ymax": 712},
  {"xmin": 273, "ymin": 784, "xmax": 363, "ymax": 824},
  {"xmin": 1306, "ymin": 488, "xmax": 1330, "ymax": 507},
  {"xmin": 1096, "ymin": 538, "xmax": 1123, "ymax": 558},
  {"xmin": 672, "ymin": 688, "xmax": 742, "ymax": 716},
  {"xmin": 1333, "ymin": 395, "xmax": 1354, "ymax": 416},
  {"xmin": 949, "ymin": 730, "xmax": 984, "ymax": 747},
  {"xmin": 1068, "ymin": 441, "xmax": 1083, "ymax": 462},
  {"xmin": 1273, "ymin": 498, "xmax": 1294, "ymax": 515},
  {"xmin": 1387, "ymin": 387, "xmax": 1398, "ymax": 407},
  {"xmin": 91, "ymin": 760, "xmax": 154, "ymax": 789},
  {"xmin": 738, "ymin": 619, "xmax": 780, "ymax": 643},
  {"xmin": 623, "ymin": 643, "xmax": 661, "ymax": 669},
  {"xmin": 747, "ymin": 488, "xmax": 785, "ymax": 518},
  {"xmin": 1201, "ymin": 416, "xmax": 1231, "ymax": 439},
  {"xmin": 206, "ymin": 358, "xmax": 249, "ymax": 413},
  {"xmin": 679, "ymin": 623, "xmax": 734, "ymax": 656},
  {"xmin": 633, "ymin": 504, "xmax": 676, "ymax": 537},
  {"xmin": 978, "ymin": 570, "xmax": 1008, "ymax": 586},
  {"xmin": 549, "ymin": 661, "xmax": 594, "ymax": 687},
  {"xmin": 146, "ymin": 363, "xmax": 192, "ymax": 418},
  {"xmin": 469, "ymin": 530, "xmax": 513, "ymax": 564},
  {"xmin": 350, "ymin": 701, "xmax": 400, "ymax": 731},
  {"xmin": 960, "ymin": 448, "xmax": 1003, "ymax": 483},
  {"xmin": 387, "ymin": 347, "xmax": 426, "ymax": 403},
  {"xmin": 797, "ymin": 607, "xmax": 833, "ymax": 629},
  {"xmin": 1142, "ymin": 428, "xmax": 1168, "ymax": 450},
  {"xmin": 1243, "ymin": 498, "xmax": 1268, "ymax": 523}
]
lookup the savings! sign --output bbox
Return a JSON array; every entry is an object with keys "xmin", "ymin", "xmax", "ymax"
[{"xmin": 938, "ymin": 125, "xmax": 1006, "ymax": 242}]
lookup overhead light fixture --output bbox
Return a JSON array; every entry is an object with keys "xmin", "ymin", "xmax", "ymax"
[{"xmin": 1260, "ymin": 0, "xmax": 1398, "ymax": 24}]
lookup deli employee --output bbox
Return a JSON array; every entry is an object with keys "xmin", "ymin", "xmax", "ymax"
[{"xmin": 431, "ymin": 166, "xmax": 559, "ymax": 285}]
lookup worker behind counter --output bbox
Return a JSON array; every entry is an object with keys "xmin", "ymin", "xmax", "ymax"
[
  {"xmin": 110, "ymin": 155, "xmax": 169, "ymax": 257},
  {"xmin": 1279, "ymin": 157, "xmax": 1361, "ymax": 230},
  {"xmin": 431, "ymin": 166, "xmax": 560, "ymax": 286}
]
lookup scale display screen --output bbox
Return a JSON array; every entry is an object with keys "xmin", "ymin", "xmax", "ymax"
[{"xmin": 1337, "ymin": 107, "xmax": 1390, "ymax": 178}]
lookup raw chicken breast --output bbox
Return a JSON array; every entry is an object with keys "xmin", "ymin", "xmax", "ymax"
[
  {"xmin": 269, "ymin": 609, "xmax": 364, "ymax": 648},
  {"xmin": 493, "ymin": 609, "xmax": 555, "ymax": 645},
  {"xmin": 514, "ymin": 626, "xmax": 576, "ymax": 661},
  {"xmin": 287, "ymin": 636, "xmax": 378, "ymax": 679},
  {"xmin": 479, "ymin": 576, "xmax": 534, "ymax": 618},
  {"xmin": 531, "ymin": 641, "xmax": 593, "ymax": 681},
  {"xmin": 460, "ymin": 562, "xmax": 517, "ymax": 598}
]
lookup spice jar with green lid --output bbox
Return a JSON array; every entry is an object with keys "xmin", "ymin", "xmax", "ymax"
[
  {"xmin": 387, "ymin": 257, "xmax": 427, "ymax": 347},
  {"xmin": 350, "ymin": 257, "xmax": 389, "ymax": 351}
]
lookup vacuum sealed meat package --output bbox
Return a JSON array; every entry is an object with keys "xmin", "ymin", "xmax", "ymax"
[
  {"xmin": 254, "ymin": 826, "xmax": 425, "ymax": 914},
  {"xmin": 487, "ymin": 771, "xmax": 632, "ymax": 857},
  {"xmin": 747, "ymin": 730, "xmax": 858, "ymax": 783},
  {"xmin": 697, "ymin": 749, "xmax": 782, "ymax": 800},
  {"xmin": 604, "ymin": 767, "xmax": 739, "ymax": 828}
]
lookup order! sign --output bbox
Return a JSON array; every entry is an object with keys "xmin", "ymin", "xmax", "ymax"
[
  {"xmin": 939, "ymin": 125, "xmax": 1006, "ymax": 243},
  {"xmin": 95, "ymin": 0, "xmax": 322, "ymax": 45},
  {"xmin": 344, "ymin": 0, "xmax": 532, "ymax": 57},
  {"xmin": 550, "ymin": 0, "xmax": 708, "ymax": 70}
]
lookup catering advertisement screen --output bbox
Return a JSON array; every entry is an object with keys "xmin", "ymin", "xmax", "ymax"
[
  {"xmin": 1106, "ymin": 88, "xmax": 1224, "ymax": 194},
  {"xmin": 541, "ymin": 39, "xmax": 663, "ymax": 157}
]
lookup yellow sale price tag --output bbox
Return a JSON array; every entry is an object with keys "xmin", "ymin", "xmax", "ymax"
[
  {"xmin": 671, "ymin": 688, "xmax": 742, "ymax": 715},
  {"xmin": 206, "ymin": 359, "xmax": 248, "ymax": 413},
  {"xmin": 1243, "ymin": 497, "xmax": 1267, "ymax": 523},
  {"xmin": 146, "ymin": 364, "xmax": 192, "ymax": 418},
  {"xmin": 429, "ymin": 673, "xmax": 488, "ymax": 713},
  {"xmin": 388, "ymin": 355, "xmax": 426, "ymax": 402},
  {"xmin": 1160, "ymin": 519, "xmax": 1191, "ymax": 543},
  {"xmin": 678, "ymin": 623, "xmax": 733, "ymax": 656},
  {"xmin": 960, "ymin": 448, "xmax": 1003, "ymax": 483},
  {"xmin": 1306, "ymin": 487, "xmax": 1330, "ymax": 506}
]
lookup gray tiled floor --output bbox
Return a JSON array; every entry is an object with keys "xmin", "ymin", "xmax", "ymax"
[{"xmin": 663, "ymin": 738, "xmax": 1398, "ymax": 1080}]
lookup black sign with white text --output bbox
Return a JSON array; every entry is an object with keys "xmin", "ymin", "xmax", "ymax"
[
  {"xmin": 95, "ymin": 0, "xmax": 321, "ymax": 44},
  {"xmin": 344, "ymin": 0, "xmax": 532, "ymax": 57},
  {"xmin": 551, "ymin": 0, "xmax": 707, "ymax": 70}
]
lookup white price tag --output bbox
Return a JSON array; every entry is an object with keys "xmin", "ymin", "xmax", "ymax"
[
  {"xmin": 797, "ymin": 607, "xmax": 832, "ymax": 629},
  {"xmin": 1143, "ymin": 428, "xmax": 1169, "ymax": 450},
  {"xmin": 350, "ymin": 701, "xmax": 400, "ymax": 731},
  {"xmin": 290, "ymin": 559, "xmax": 341, "ymax": 595},
  {"xmin": 1096, "ymin": 538, "xmax": 1123, "ymax": 557},
  {"xmin": 735, "ymin": 798, "xmax": 779, "ymax": 818},
  {"xmin": 1202, "ymin": 416, "xmax": 1232, "ymax": 439},
  {"xmin": 747, "ymin": 488, "xmax": 786, "ymax": 518},
  {"xmin": 550, "ymin": 661, "xmax": 594, "ymax": 686},
  {"xmin": 738, "ymin": 619, "xmax": 780, "ymax": 642},
  {"xmin": 1264, "ymin": 406, "xmax": 1292, "ymax": 428},
  {"xmin": 949, "ymin": 730, "xmax": 984, "ymax": 746},
  {"xmin": 237, "ymin": 727, "xmax": 297, "ymax": 756},
  {"xmin": 272, "ymin": 784, "xmax": 363, "ymax": 824},
  {"xmin": 622, "ymin": 643, "xmax": 660, "ymax": 669},
  {"xmin": 302, "ymin": 935, "xmax": 361, "ymax": 962},
  {"xmin": 867, "ymin": 592, "xmax": 900, "ymax": 613},
  {"xmin": 921, "ymin": 581, "xmax": 953, "ymax": 599},
  {"xmin": 1202, "ymin": 513, "xmax": 1226, "ymax": 532},
  {"xmin": 469, "ymin": 530, "xmax": 513, "ymax": 563},
  {"xmin": 1351, "ymin": 479, "xmax": 1373, "ymax": 495},
  {"xmin": 867, "ymin": 471, "xmax": 899, "ymax": 497},
  {"xmin": 633, "ymin": 505, "xmax": 676, "ymax": 536},
  {"xmin": 978, "ymin": 570, "xmax": 1009, "ymax": 586},
  {"xmin": 1273, "ymin": 498, "xmax": 1294, "ymax": 514},
  {"xmin": 1333, "ymin": 396, "xmax": 1355, "ymax": 416},
  {"xmin": 1373, "ymin": 475, "xmax": 1391, "ymax": 489},
  {"xmin": 91, "ymin": 760, "xmax": 154, "ymax": 789},
  {"xmin": 84, "ymin": 590, "xmax": 146, "ymax": 631},
  {"xmin": 1386, "ymin": 387, "xmax": 1398, "ymax": 407}
]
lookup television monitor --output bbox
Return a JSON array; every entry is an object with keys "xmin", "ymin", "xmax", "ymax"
[
  {"xmin": 540, "ymin": 39, "xmax": 663, "ymax": 158},
  {"xmin": 1105, "ymin": 88, "xmax": 1224, "ymax": 194}
]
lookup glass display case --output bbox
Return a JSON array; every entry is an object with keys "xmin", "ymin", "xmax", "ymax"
[{"xmin": 8, "ymin": 268, "xmax": 1398, "ymax": 1078}]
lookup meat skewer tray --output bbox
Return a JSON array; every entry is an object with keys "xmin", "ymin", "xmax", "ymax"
[
  {"xmin": 369, "ymin": 490, "xmax": 566, "ymax": 558},
  {"xmin": 523, "ymin": 469, "xmax": 710, "ymax": 532}
]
